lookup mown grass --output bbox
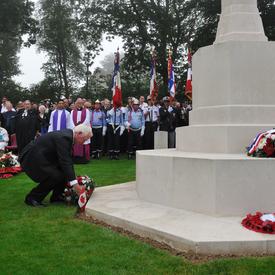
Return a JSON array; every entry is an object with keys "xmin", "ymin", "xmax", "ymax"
[{"xmin": 1, "ymin": 156, "xmax": 275, "ymax": 275}]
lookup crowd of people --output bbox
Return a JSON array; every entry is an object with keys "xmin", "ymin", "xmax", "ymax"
[{"xmin": 0, "ymin": 95, "xmax": 192, "ymax": 161}]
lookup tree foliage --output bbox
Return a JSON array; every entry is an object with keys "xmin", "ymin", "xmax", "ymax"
[
  {"xmin": 88, "ymin": 0, "xmax": 274, "ymax": 99},
  {"xmin": 37, "ymin": 0, "xmax": 104, "ymax": 98},
  {"xmin": 0, "ymin": 0, "xmax": 37, "ymax": 97}
]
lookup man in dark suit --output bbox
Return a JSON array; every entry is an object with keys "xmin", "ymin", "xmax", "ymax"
[{"xmin": 19, "ymin": 124, "xmax": 92, "ymax": 207}]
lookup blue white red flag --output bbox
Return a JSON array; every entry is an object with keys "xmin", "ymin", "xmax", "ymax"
[
  {"xmin": 168, "ymin": 51, "xmax": 176, "ymax": 99},
  {"xmin": 150, "ymin": 50, "xmax": 158, "ymax": 99},
  {"xmin": 112, "ymin": 48, "xmax": 122, "ymax": 108},
  {"xmin": 185, "ymin": 48, "xmax": 192, "ymax": 101}
]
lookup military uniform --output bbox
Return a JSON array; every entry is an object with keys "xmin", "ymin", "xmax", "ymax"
[
  {"xmin": 106, "ymin": 107, "xmax": 125, "ymax": 159},
  {"xmin": 90, "ymin": 108, "xmax": 107, "ymax": 159},
  {"xmin": 144, "ymin": 104, "xmax": 159, "ymax": 149},
  {"xmin": 125, "ymin": 101, "xmax": 145, "ymax": 159}
]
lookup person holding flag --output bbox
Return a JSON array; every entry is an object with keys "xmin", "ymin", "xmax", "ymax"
[
  {"xmin": 106, "ymin": 48, "xmax": 125, "ymax": 160},
  {"xmin": 185, "ymin": 48, "xmax": 192, "ymax": 101},
  {"xmin": 144, "ymin": 48, "xmax": 160, "ymax": 149}
]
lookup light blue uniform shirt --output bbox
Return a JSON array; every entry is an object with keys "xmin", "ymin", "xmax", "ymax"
[
  {"xmin": 107, "ymin": 108, "xmax": 124, "ymax": 126},
  {"xmin": 126, "ymin": 108, "xmax": 145, "ymax": 130},
  {"xmin": 90, "ymin": 110, "xmax": 106, "ymax": 127}
]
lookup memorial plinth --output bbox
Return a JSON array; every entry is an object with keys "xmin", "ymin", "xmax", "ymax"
[
  {"xmin": 87, "ymin": 0, "xmax": 275, "ymax": 254},
  {"xmin": 137, "ymin": 0, "xmax": 275, "ymax": 216}
]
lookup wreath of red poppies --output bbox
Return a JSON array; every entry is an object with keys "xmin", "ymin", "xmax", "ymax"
[
  {"xmin": 242, "ymin": 212, "xmax": 275, "ymax": 234},
  {"xmin": 0, "ymin": 167, "xmax": 22, "ymax": 179}
]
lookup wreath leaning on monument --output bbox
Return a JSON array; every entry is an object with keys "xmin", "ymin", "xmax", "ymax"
[
  {"xmin": 246, "ymin": 129, "xmax": 275, "ymax": 157},
  {"xmin": 63, "ymin": 175, "xmax": 95, "ymax": 212}
]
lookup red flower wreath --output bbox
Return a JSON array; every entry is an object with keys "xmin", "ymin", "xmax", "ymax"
[{"xmin": 242, "ymin": 212, "xmax": 275, "ymax": 234}]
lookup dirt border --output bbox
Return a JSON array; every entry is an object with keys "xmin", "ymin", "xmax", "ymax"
[{"xmin": 77, "ymin": 213, "xmax": 273, "ymax": 263}]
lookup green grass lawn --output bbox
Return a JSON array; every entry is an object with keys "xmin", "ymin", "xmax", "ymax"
[{"xmin": 1, "ymin": 156, "xmax": 275, "ymax": 275}]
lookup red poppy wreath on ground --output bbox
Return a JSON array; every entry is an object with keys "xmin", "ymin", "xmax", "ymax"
[{"xmin": 242, "ymin": 212, "xmax": 275, "ymax": 234}]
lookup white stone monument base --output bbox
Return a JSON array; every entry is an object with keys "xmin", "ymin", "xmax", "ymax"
[
  {"xmin": 154, "ymin": 131, "xmax": 168, "ymax": 149},
  {"xmin": 85, "ymin": 183, "xmax": 275, "ymax": 255},
  {"xmin": 136, "ymin": 149, "xmax": 275, "ymax": 217}
]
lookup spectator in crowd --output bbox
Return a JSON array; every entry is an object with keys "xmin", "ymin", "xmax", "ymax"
[
  {"xmin": 2, "ymin": 101, "xmax": 16, "ymax": 135},
  {"xmin": 38, "ymin": 105, "xmax": 50, "ymax": 135},
  {"xmin": 106, "ymin": 102, "xmax": 125, "ymax": 160},
  {"xmin": 139, "ymin": 96, "xmax": 148, "ymax": 110},
  {"xmin": 16, "ymin": 101, "xmax": 24, "ymax": 111},
  {"xmin": 0, "ymin": 123, "xmax": 9, "ymax": 152},
  {"xmin": 159, "ymin": 97, "xmax": 177, "ymax": 148},
  {"xmin": 84, "ymin": 101, "xmax": 92, "ymax": 110},
  {"xmin": 70, "ymin": 98, "xmax": 91, "ymax": 163},
  {"xmin": 0, "ymin": 96, "xmax": 8, "ymax": 113},
  {"xmin": 63, "ymin": 98, "xmax": 71, "ymax": 112},
  {"xmin": 90, "ymin": 100, "xmax": 106, "ymax": 159},
  {"xmin": 48, "ymin": 99, "xmax": 71, "ymax": 132},
  {"xmin": 144, "ymin": 95, "xmax": 159, "ymax": 149},
  {"xmin": 14, "ymin": 100, "xmax": 40, "ymax": 154},
  {"xmin": 125, "ymin": 99, "xmax": 145, "ymax": 159}
]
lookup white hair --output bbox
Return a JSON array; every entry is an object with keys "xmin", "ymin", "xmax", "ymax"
[
  {"xmin": 39, "ymin": 105, "xmax": 46, "ymax": 112},
  {"xmin": 73, "ymin": 124, "xmax": 92, "ymax": 137}
]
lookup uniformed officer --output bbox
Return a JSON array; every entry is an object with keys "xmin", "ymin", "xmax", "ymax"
[
  {"xmin": 144, "ymin": 95, "xmax": 159, "ymax": 149},
  {"xmin": 90, "ymin": 99, "xmax": 107, "ymax": 159},
  {"xmin": 159, "ymin": 96, "xmax": 177, "ymax": 148},
  {"xmin": 106, "ymin": 104, "xmax": 125, "ymax": 160},
  {"xmin": 125, "ymin": 99, "xmax": 145, "ymax": 159}
]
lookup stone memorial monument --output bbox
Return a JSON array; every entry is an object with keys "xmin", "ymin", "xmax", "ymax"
[
  {"xmin": 138, "ymin": 0, "xmax": 275, "ymax": 216},
  {"xmin": 87, "ymin": 0, "xmax": 275, "ymax": 255}
]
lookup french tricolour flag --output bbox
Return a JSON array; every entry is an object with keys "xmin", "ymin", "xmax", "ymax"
[
  {"xmin": 112, "ymin": 48, "xmax": 122, "ymax": 108},
  {"xmin": 150, "ymin": 53, "xmax": 158, "ymax": 99},
  {"xmin": 168, "ymin": 52, "xmax": 176, "ymax": 99},
  {"xmin": 185, "ymin": 48, "xmax": 192, "ymax": 101}
]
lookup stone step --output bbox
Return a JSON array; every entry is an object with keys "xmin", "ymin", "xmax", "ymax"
[{"xmin": 86, "ymin": 182, "xmax": 275, "ymax": 255}]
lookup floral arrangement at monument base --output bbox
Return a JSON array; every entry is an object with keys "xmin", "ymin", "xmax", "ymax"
[
  {"xmin": 63, "ymin": 175, "xmax": 95, "ymax": 212},
  {"xmin": 0, "ymin": 152, "xmax": 22, "ymax": 179},
  {"xmin": 247, "ymin": 129, "xmax": 275, "ymax": 157},
  {"xmin": 242, "ymin": 212, "xmax": 275, "ymax": 234}
]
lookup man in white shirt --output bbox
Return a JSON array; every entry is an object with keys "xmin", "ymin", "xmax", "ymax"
[{"xmin": 144, "ymin": 95, "xmax": 159, "ymax": 149}]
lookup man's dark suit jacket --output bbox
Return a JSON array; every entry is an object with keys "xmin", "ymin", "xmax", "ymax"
[{"xmin": 19, "ymin": 129, "xmax": 75, "ymax": 183}]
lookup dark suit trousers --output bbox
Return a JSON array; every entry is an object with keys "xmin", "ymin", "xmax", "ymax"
[
  {"xmin": 107, "ymin": 124, "xmax": 120, "ymax": 153},
  {"xmin": 128, "ymin": 130, "xmax": 142, "ymax": 153},
  {"xmin": 144, "ymin": 121, "xmax": 158, "ymax": 150},
  {"xmin": 26, "ymin": 168, "xmax": 66, "ymax": 202},
  {"xmin": 91, "ymin": 127, "xmax": 103, "ymax": 154}
]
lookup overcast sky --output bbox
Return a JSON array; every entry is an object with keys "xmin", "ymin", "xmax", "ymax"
[
  {"xmin": 14, "ymin": 37, "xmax": 123, "ymax": 88},
  {"xmin": 14, "ymin": 0, "xmax": 123, "ymax": 88}
]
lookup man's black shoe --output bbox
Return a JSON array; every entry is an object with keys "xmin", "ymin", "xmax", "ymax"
[{"xmin": 25, "ymin": 197, "xmax": 46, "ymax": 207}]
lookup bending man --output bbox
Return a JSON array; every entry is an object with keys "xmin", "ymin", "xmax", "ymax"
[{"xmin": 19, "ymin": 124, "xmax": 93, "ymax": 207}]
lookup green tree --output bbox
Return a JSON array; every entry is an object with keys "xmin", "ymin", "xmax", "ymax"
[
  {"xmin": 28, "ymin": 77, "xmax": 61, "ymax": 103},
  {"xmin": 37, "ymin": 0, "xmax": 104, "ymax": 98},
  {"xmin": 92, "ymin": 0, "xmax": 274, "ymax": 99},
  {"xmin": 38, "ymin": 0, "xmax": 84, "ymax": 98},
  {"xmin": 0, "ymin": 0, "xmax": 37, "ymax": 96}
]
